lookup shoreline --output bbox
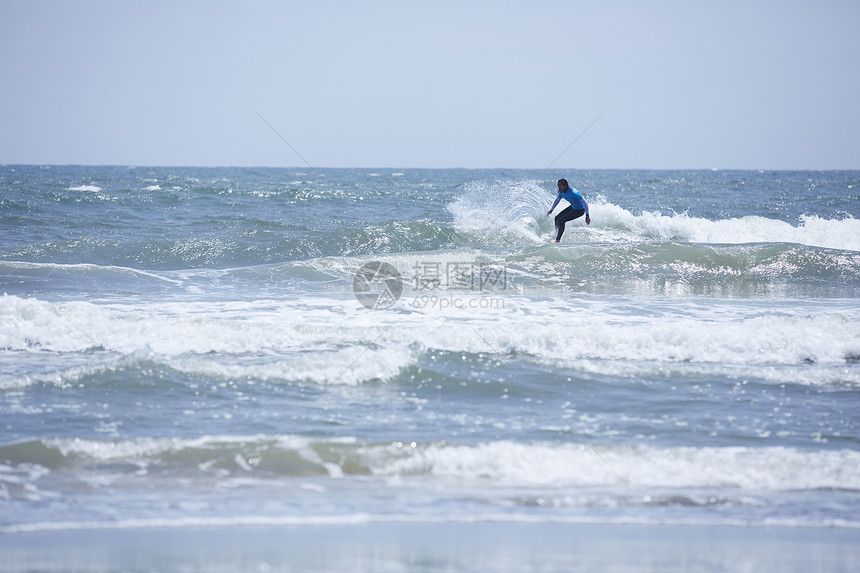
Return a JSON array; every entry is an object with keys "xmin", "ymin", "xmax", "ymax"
[
  {"xmin": 3, "ymin": 512, "xmax": 860, "ymax": 535},
  {"xmin": 2, "ymin": 521, "xmax": 858, "ymax": 572}
]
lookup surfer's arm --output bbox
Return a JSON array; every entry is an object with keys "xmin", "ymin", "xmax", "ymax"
[
  {"xmin": 583, "ymin": 198, "xmax": 591, "ymax": 224},
  {"xmin": 547, "ymin": 194, "xmax": 562, "ymax": 216}
]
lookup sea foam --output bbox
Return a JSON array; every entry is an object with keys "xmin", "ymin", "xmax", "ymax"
[{"xmin": 449, "ymin": 180, "xmax": 860, "ymax": 251}]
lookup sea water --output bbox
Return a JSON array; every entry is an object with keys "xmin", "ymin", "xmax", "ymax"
[{"xmin": 1, "ymin": 166, "xmax": 859, "ymax": 535}]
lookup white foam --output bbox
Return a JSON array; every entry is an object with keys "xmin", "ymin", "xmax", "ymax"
[
  {"xmin": 42, "ymin": 434, "xmax": 301, "ymax": 462},
  {"xmin": 42, "ymin": 434, "xmax": 361, "ymax": 461},
  {"xmin": 371, "ymin": 297, "xmax": 860, "ymax": 373},
  {"xmin": 2, "ymin": 294, "xmax": 858, "ymax": 387},
  {"xmin": 0, "ymin": 295, "xmax": 339, "ymax": 355},
  {"xmin": 364, "ymin": 441, "xmax": 860, "ymax": 490},
  {"xmin": 66, "ymin": 185, "xmax": 102, "ymax": 192},
  {"xmin": 0, "ymin": 260, "xmax": 184, "ymax": 285},
  {"xmin": 31, "ymin": 435, "xmax": 860, "ymax": 491},
  {"xmin": 170, "ymin": 345, "xmax": 416, "ymax": 386},
  {"xmin": 594, "ymin": 197, "xmax": 860, "ymax": 251},
  {"xmin": 448, "ymin": 179, "xmax": 549, "ymax": 245}
]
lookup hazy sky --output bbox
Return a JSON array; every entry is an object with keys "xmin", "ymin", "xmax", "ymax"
[{"xmin": 1, "ymin": 0, "xmax": 858, "ymax": 169}]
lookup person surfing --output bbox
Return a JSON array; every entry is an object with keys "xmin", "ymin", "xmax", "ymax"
[{"xmin": 546, "ymin": 178, "xmax": 590, "ymax": 242}]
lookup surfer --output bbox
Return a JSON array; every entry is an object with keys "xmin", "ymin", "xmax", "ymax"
[{"xmin": 546, "ymin": 178, "xmax": 590, "ymax": 242}]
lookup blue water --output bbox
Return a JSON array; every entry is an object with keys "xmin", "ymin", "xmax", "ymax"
[{"xmin": 1, "ymin": 165, "xmax": 859, "ymax": 534}]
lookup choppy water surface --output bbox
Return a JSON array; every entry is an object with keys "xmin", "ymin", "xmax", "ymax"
[{"xmin": 1, "ymin": 166, "xmax": 858, "ymax": 533}]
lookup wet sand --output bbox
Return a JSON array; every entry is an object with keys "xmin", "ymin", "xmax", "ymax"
[{"xmin": 1, "ymin": 521, "xmax": 858, "ymax": 572}]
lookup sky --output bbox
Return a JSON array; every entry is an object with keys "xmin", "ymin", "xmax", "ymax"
[{"xmin": 1, "ymin": 0, "xmax": 858, "ymax": 169}]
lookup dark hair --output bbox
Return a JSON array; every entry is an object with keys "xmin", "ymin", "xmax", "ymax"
[{"xmin": 557, "ymin": 178, "xmax": 568, "ymax": 188}]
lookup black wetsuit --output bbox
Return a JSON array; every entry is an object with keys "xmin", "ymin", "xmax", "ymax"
[{"xmin": 554, "ymin": 206, "xmax": 586, "ymax": 241}]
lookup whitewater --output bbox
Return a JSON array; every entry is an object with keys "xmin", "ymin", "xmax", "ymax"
[{"xmin": 1, "ymin": 166, "xmax": 859, "ymax": 546}]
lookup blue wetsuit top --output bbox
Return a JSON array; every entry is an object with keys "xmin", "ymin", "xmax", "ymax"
[{"xmin": 550, "ymin": 187, "xmax": 589, "ymax": 214}]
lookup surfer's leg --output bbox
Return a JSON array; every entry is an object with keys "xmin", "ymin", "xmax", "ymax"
[
  {"xmin": 554, "ymin": 207, "xmax": 584, "ymax": 241},
  {"xmin": 554, "ymin": 207, "xmax": 571, "ymax": 241}
]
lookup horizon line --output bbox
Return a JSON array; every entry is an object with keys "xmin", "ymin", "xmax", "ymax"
[{"xmin": 3, "ymin": 163, "xmax": 858, "ymax": 172}]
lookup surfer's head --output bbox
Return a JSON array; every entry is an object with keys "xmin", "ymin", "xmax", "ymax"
[{"xmin": 557, "ymin": 178, "xmax": 569, "ymax": 191}]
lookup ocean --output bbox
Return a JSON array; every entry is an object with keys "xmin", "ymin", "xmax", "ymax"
[{"xmin": 1, "ymin": 165, "xmax": 859, "ymax": 571}]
